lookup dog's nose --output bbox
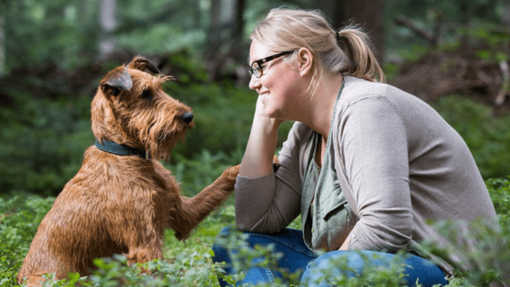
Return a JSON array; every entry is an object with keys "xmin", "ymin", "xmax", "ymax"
[{"xmin": 181, "ymin": 112, "xmax": 194, "ymax": 124}]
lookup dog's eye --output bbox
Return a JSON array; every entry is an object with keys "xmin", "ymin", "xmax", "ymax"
[{"xmin": 140, "ymin": 89, "xmax": 152, "ymax": 100}]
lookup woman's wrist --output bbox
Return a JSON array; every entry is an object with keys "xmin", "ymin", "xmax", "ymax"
[{"xmin": 251, "ymin": 115, "xmax": 282, "ymax": 136}]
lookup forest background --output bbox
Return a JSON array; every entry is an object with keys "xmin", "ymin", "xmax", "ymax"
[{"xmin": 1, "ymin": 0, "xmax": 510, "ymax": 286}]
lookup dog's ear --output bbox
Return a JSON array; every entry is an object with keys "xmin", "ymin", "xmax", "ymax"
[
  {"xmin": 100, "ymin": 67, "xmax": 133, "ymax": 96},
  {"xmin": 127, "ymin": 56, "xmax": 160, "ymax": 74}
]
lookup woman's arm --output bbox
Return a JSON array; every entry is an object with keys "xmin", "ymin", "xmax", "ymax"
[
  {"xmin": 340, "ymin": 96, "xmax": 413, "ymax": 252},
  {"xmin": 235, "ymin": 97, "xmax": 304, "ymax": 233},
  {"xmin": 239, "ymin": 97, "xmax": 282, "ymax": 178}
]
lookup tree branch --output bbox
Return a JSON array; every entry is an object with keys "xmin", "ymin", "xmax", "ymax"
[{"xmin": 395, "ymin": 16, "xmax": 438, "ymax": 47}]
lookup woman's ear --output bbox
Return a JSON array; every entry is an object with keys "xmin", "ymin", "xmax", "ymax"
[{"xmin": 297, "ymin": 48, "xmax": 313, "ymax": 77}]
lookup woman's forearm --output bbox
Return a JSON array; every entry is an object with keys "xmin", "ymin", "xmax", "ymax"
[{"xmin": 239, "ymin": 115, "xmax": 281, "ymax": 178}]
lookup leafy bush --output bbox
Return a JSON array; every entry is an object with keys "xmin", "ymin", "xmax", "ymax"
[
  {"xmin": 0, "ymin": 193, "xmax": 56, "ymax": 286},
  {"xmin": 422, "ymin": 218, "xmax": 509, "ymax": 287},
  {"xmin": 2, "ymin": 162, "xmax": 510, "ymax": 286},
  {"xmin": 486, "ymin": 176, "xmax": 510, "ymax": 228}
]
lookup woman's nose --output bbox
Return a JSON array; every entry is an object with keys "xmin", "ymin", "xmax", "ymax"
[{"xmin": 248, "ymin": 75, "xmax": 259, "ymax": 90}]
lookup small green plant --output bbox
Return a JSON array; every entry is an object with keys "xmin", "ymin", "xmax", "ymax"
[
  {"xmin": 0, "ymin": 193, "xmax": 56, "ymax": 286},
  {"xmin": 486, "ymin": 176, "xmax": 510, "ymax": 228}
]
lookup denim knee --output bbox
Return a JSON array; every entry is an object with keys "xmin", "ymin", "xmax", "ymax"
[
  {"xmin": 212, "ymin": 225, "xmax": 236, "ymax": 264},
  {"xmin": 301, "ymin": 250, "xmax": 447, "ymax": 287},
  {"xmin": 212, "ymin": 225, "xmax": 277, "ymax": 286}
]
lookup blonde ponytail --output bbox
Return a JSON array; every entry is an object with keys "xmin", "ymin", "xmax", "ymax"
[{"xmin": 338, "ymin": 28, "xmax": 385, "ymax": 83}]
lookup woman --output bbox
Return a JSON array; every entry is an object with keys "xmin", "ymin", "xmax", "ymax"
[{"xmin": 212, "ymin": 7, "xmax": 497, "ymax": 287}]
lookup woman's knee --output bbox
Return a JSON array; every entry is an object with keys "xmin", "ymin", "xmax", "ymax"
[
  {"xmin": 212, "ymin": 225, "xmax": 258, "ymax": 261},
  {"xmin": 212, "ymin": 225, "xmax": 238, "ymax": 263},
  {"xmin": 302, "ymin": 250, "xmax": 373, "ymax": 282},
  {"xmin": 301, "ymin": 250, "xmax": 446, "ymax": 287}
]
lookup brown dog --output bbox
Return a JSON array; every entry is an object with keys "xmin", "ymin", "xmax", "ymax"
[{"xmin": 17, "ymin": 56, "xmax": 240, "ymax": 286}]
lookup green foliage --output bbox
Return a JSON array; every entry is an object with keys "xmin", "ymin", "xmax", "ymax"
[
  {"xmin": 0, "ymin": 93, "xmax": 93, "ymax": 196},
  {"xmin": 1, "ymin": 0, "xmax": 98, "ymax": 72},
  {"xmin": 165, "ymin": 150, "xmax": 240, "ymax": 198},
  {"xmin": 2, "ymin": 163, "xmax": 510, "ymax": 286},
  {"xmin": 165, "ymin": 80, "xmax": 255, "ymax": 159},
  {"xmin": 384, "ymin": 0, "xmax": 507, "ymax": 60},
  {"xmin": 467, "ymin": 27, "xmax": 510, "ymax": 63},
  {"xmin": 486, "ymin": 176, "xmax": 510, "ymax": 229},
  {"xmin": 417, "ymin": 177, "xmax": 510, "ymax": 286},
  {"xmin": 421, "ymin": 217, "xmax": 510, "ymax": 286},
  {"xmin": 116, "ymin": 0, "xmax": 210, "ymax": 56},
  {"xmin": 0, "ymin": 193, "xmax": 55, "ymax": 286},
  {"xmin": 432, "ymin": 95, "xmax": 510, "ymax": 179}
]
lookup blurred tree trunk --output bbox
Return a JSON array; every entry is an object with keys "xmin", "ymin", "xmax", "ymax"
[
  {"xmin": 0, "ymin": 15, "xmax": 5, "ymax": 77},
  {"xmin": 193, "ymin": 0, "xmax": 202, "ymax": 29},
  {"xmin": 209, "ymin": 0, "xmax": 245, "ymax": 51},
  {"xmin": 99, "ymin": 0, "xmax": 117, "ymax": 59},
  {"xmin": 503, "ymin": 1, "xmax": 510, "ymax": 27},
  {"xmin": 207, "ymin": 0, "xmax": 246, "ymax": 79},
  {"xmin": 318, "ymin": 0, "xmax": 385, "ymax": 63}
]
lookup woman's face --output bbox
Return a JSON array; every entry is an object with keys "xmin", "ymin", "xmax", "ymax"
[{"xmin": 248, "ymin": 40, "xmax": 306, "ymax": 120}]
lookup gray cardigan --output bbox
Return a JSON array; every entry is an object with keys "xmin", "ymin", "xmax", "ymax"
[{"xmin": 235, "ymin": 76, "xmax": 497, "ymax": 273}]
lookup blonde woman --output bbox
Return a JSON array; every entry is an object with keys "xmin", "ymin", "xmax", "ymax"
[{"xmin": 213, "ymin": 7, "xmax": 497, "ymax": 287}]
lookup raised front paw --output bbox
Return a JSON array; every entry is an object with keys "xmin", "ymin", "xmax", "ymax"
[
  {"xmin": 272, "ymin": 155, "xmax": 280, "ymax": 172},
  {"xmin": 222, "ymin": 164, "xmax": 240, "ymax": 181}
]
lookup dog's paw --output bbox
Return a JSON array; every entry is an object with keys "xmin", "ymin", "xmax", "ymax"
[
  {"xmin": 272, "ymin": 155, "xmax": 281, "ymax": 172},
  {"xmin": 272, "ymin": 155, "xmax": 280, "ymax": 166},
  {"xmin": 174, "ymin": 229, "xmax": 191, "ymax": 241},
  {"xmin": 223, "ymin": 164, "xmax": 240, "ymax": 180}
]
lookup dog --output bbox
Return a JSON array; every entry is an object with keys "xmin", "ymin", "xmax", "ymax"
[{"xmin": 17, "ymin": 56, "xmax": 240, "ymax": 286}]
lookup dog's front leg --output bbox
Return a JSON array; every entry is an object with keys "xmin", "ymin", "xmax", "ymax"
[
  {"xmin": 172, "ymin": 164, "xmax": 240, "ymax": 240},
  {"xmin": 125, "ymin": 244, "xmax": 164, "ymax": 267}
]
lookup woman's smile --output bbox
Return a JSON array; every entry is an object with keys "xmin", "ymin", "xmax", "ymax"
[{"xmin": 259, "ymin": 92, "xmax": 270, "ymax": 99}]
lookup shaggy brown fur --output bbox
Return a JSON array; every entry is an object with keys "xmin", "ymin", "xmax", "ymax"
[{"xmin": 17, "ymin": 56, "xmax": 240, "ymax": 286}]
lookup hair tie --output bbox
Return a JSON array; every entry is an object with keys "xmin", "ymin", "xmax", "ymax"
[{"xmin": 336, "ymin": 32, "xmax": 341, "ymax": 42}]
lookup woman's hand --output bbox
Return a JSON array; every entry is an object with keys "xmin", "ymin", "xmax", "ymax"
[
  {"xmin": 339, "ymin": 235, "xmax": 350, "ymax": 250},
  {"xmin": 253, "ymin": 95, "xmax": 285, "ymax": 127}
]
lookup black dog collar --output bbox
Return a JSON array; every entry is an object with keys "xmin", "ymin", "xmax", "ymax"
[{"xmin": 94, "ymin": 139, "xmax": 148, "ymax": 159}]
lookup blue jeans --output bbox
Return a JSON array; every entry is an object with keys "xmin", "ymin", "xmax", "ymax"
[{"xmin": 212, "ymin": 226, "xmax": 448, "ymax": 286}]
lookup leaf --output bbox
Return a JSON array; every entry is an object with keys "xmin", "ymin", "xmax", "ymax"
[{"xmin": 67, "ymin": 272, "xmax": 80, "ymax": 283}]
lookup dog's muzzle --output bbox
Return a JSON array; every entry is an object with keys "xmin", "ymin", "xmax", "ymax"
[{"xmin": 181, "ymin": 112, "xmax": 194, "ymax": 125}]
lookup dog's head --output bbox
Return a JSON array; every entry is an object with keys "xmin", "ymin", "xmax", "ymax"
[{"xmin": 91, "ymin": 56, "xmax": 194, "ymax": 161}]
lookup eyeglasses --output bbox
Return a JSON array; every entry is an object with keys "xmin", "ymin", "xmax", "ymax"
[{"xmin": 248, "ymin": 50, "xmax": 294, "ymax": 78}]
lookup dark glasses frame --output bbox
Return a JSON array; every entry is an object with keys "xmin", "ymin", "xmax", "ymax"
[{"xmin": 248, "ymin": 50, "xmax": 295, "ymax": 78}]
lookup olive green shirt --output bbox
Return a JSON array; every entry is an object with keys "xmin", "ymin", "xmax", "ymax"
[{"xmin": 301, "ymin": 130, "xmax": 357, "ymax": 251}]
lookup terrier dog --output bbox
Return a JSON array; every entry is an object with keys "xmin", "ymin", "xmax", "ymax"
[{"xmin": 17, "ymin": 56, "xmax": 240, "ymax": 286}]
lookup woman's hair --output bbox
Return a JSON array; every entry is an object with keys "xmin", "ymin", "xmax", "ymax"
[{"xmin": 250, "ymin": 8, "xmax": 385, "ymax": 97}]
